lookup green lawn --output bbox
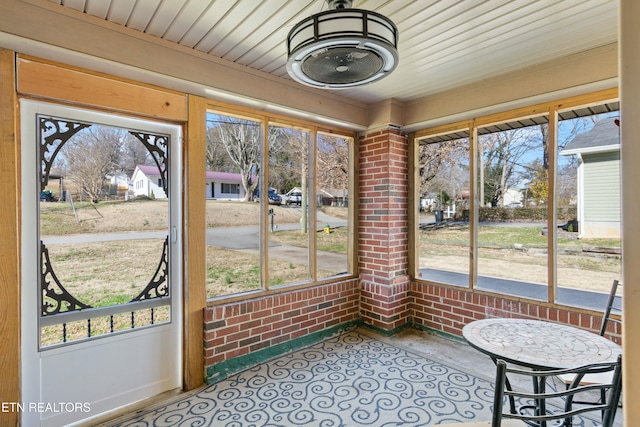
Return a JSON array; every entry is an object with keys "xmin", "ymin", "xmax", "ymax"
[
  {"xmin": 421, "ymin": 223, "xmax": 620, "ymax": 249},
  {"xmin": 270, "ymin": 226, "xmax": 349, "ymax": 253}
]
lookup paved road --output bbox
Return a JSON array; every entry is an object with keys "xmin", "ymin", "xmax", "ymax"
[
  {"xmin": 206, "ymin": 210, "xmax": 348, "ymax": 273},
  {"xmin": 43, "ymin": 210, "xmax": 347, "ymax": 247},
  {"xmin": 43, "ymin": 210, "xmax": 349, "ymax": 273},
  {"xmin": 206, "ymin": 210, "xmax": 346, "ymax": 247}
]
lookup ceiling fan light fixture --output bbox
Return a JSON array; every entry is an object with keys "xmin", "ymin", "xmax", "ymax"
[{"xmin": 286, "ymin": 0, "xmax": 398, "ymax": 89}]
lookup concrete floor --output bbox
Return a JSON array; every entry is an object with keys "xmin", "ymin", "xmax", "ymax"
[
  {"xmin": 371, "ymin": 327, "xmax": 623, "ymax": 427},
  {"xmin": 90, "ymin": 327, "xmax": 623, "ymax": 427}
]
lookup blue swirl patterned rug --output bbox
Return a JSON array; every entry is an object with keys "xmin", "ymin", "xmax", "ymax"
[{"xmin": 108, "ymin": 330, "xmax": 605, "ymax": 427}]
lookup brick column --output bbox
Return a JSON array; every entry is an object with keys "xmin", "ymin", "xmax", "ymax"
[{"xmin": 358, "ymin": 127, "xmax": 410, "ymax": 332}]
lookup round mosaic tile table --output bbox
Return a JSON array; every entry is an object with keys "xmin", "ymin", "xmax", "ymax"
[{"xmin": 462, "ymin": 318, "xmax": 621, "ymax": 370}]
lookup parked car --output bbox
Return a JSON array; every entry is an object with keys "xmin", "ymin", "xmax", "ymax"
[
  {"xmin": 285, "ymin": 189, "xmax": 302, "ymax": 205},
  {"xmin": 254, "ymin": 188, "xmax": 281, "ymax": 205},
  {"xmin": 505, "ymin": 201, "xmax": 523, "ymax": 208}
]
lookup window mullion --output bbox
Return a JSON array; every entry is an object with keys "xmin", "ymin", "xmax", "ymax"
[
  {"xmin": 308, "ymin": 128, "xmax": 318, "ymax": 282},
  {"xmin": 261, "ymin": 119, "xmax": 270, "ymax": 291},
  {"xmin": 548, "ymin": 108, "xmax": 559, "ymax": 303},
  {"xmin": 470, "ymin": 125, "xmax": 479, "ymax": 289}
]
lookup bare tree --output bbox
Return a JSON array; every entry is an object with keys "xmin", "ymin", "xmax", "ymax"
[
  {"xmin": 208, "ymin": 115, "xmax": 284, "ymax": 201},
  {"xmin": 555, "ymin": 116, "xmax": 604, "ymax": 208},
  {"xmin": 60, "ymin": 126, "xmax": 124, "ymax": 203},
  {"xmin": 208, "ymin": 115, "xmax": 262, "ymax": 201},
  {"xmin": 317, "ymin": 133, "xmax": 349, "ymax": 193},
  {"xmin": 205, "ymin": 125, "xmax": 237, "ymax": 172},
  {"xmin": 121, "ymin": 132, "xmax": 150, "ymax": 176},
  {"xmin": 418, "ymin": 138, "xmax": 469, "ymax": 204},
  {"xmin": 479, "ymin": 128, "xmax": 539, "ymax": 207},
  {"xmin": 557, "ymin": 161, "xmax": 578, "ymax": 206},
  {"xmin": 267, "ymin": 126, "xmax": 304, "ymax": 193}
]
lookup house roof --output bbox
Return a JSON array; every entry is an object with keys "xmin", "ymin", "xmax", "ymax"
[
  {"xmin": 320, "ymin": 188, "xmax": 348, "ymax": 198},
  {"xmin": 560, "ymin": 118, "xmax": 620, "ymax": 156},
  {"xmin": 205, "ymin": 171, "xmax": 243, "ymax": 182},
  {"xmin": 137, "ymin": 165, "xmax": 242, "ymax": 182},
  {"xmin": 136, "ymin": 164, "xmax": 161, "ymax": 177}
]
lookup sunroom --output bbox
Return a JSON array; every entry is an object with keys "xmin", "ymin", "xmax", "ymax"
[{"xmin": 0, "ymin": 1, "xmax": 637, "ymax": 426}]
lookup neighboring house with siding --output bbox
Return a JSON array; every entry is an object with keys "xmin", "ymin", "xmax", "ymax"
[
  {"xmin": 132, "ymin": 165, "xmax": 245, "ymax": 200},
  {"xmin": 560, "ymin": 118, "xmax": 621, "ymax": 238},
  {"xmin": 503, "ymin": 188, "xmax": 523, "ymax": 206},
  {"xmin": 205, "ymin": 171, "xmax": 246, "ymax": 200},
  {"xmin": 131, "ymin": 164, "xmax": 167, "ymax": 199}
]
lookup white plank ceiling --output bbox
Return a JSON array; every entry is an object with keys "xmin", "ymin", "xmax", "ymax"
[{"xmin": 47, "ymin": 0, "xmax": 618, "ymax": 105}]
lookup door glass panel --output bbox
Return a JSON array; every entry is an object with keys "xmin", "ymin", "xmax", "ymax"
[{"xmin": 38, "ymin": 116, "xmax": 171, "ymax": 347}]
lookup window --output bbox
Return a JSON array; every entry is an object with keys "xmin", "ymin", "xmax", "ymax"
[
  {"xmin": 476, "ymin": 118, "xmax": 549, "ymax": 296},
  {"xmin": 221, "ymin": 183, "xmax": 240, "ymax": 194},
  {"xmin": 556, "ymin": 112, "xmax": 621, "ymax": 296},
  {"xmin": 413, "ymin": 95, "xmax": 620, "ymax": 309},
  {"xmin": 204, "ymin": 112, "xmax": 262, "ymax": 297},
  {"xmin": 315, "ymin": 132, "xmax": 350, "ymax": 280},
  {"xmin": 416, "ymin": 133, "xmax": 470, "ymax": 285},
  {"xmin": 205, "ymin": 109, "xmax": 353, "ymax": 299}
]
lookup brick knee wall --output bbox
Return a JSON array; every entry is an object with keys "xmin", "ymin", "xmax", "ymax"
[
  {"xmin": 202, "ymin": 279, "xmax": 620, "ymax": 383},
  {"xmin": 204, "ymin": 279, "xmax": 360, "ymax": 375},
  {"xmin": 360, "ymin": 280, "xmax": 410, "ymax": 332},
  {"xmin": 410, "ymin": 281, "xmax": 622, "ymax": 344}
]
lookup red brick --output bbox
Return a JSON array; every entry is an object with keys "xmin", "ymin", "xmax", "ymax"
[
  {"xmin": 214, "ymin": 325, "xmax": 239, "ymax": 338},
  {"xmin": 226, "ymin": 330, "xmax": 250, "ymax": 343},
  {"xmin": 251, "ymin": 309, "xmax": 272, "ymax": 320},
  {"xmin": 227, "ymin": 313, "xmax": 252, "ymax": 325}
]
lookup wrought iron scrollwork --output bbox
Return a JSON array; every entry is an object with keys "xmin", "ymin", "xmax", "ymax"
[
  {"xmin": 129, "ymin": 132, "xmax": 169, "ymax": 195},
  {"xmin": 38, "ymin": 116, "xmax": 91, "ymax": 189},
  {"xmin": 41, "ymin": 242, "xmax": 92, "ymax": 315},
  {"xmin": 131, "ymin": 237, "xmax": 169, "ymax": 301}
]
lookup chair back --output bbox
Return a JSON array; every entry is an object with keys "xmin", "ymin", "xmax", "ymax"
[
  {"xmin": 492, "ymin": 355, "xmax": 622, "ymax": 427},
  {"xmin": 600, "ymin": 279, "xmax": 622, "ymax": 336}
]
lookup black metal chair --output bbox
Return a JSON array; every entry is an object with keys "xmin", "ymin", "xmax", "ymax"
[
  {"xmin": 557, "ymin": 280, "xmax": 622, "ymax": 404},
  {"xmin": 439, "ymin": 355, "xmax": 623, "ymax": 427},
  {"xmin": 599, "ymin": 280, "xmax": 622, "ymax": 337}
]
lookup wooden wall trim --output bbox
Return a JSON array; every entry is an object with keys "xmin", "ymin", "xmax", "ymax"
[
  {"xmin": 183, "ymin": 95, "xmax": 206, "ymax": 390},
  {"xmin": 414, "ymin": 120, "xmax": 473, "ymax": 140},
  {"xmin": 0, "ymin": 48, "xmax": 20, "ymax": 426},
  {"xmin": 415, "ymin": 88, "xmax": 618, "ymax": 138},
  {"xmin": 205, "ymin": 99, "xmax": 356, "ymax": 139},
  {"xmin": 620, "ymin": 0, "xmax": 640, "ymax": 418},
  {"xmin": 473, "ymin": 88, "xmax": 619, "ymax": 128},
  {"xmin": 16, "ymin": 57, "xmax": 187, "ymax": 122}
]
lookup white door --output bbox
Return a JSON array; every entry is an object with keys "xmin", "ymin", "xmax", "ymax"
[{"xmin": 20, "ymin": 100, "xmax": 182, "ymax": 427}]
